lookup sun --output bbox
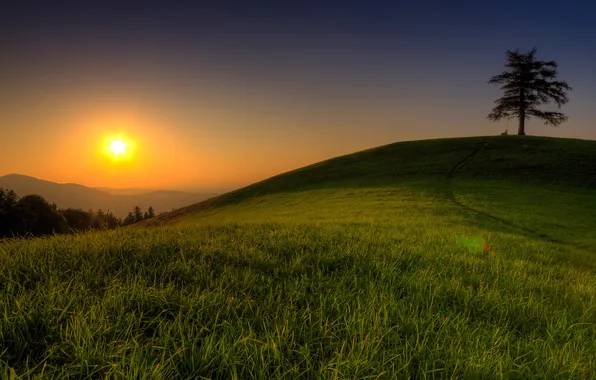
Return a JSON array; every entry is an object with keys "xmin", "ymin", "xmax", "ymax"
[
  {"xmin": 109, "ymin": 139, "xmax": 127, "ymax": 156},
  {"xmin": 101, "ymin": 134, "xmax": 137, "ymax": 163}
]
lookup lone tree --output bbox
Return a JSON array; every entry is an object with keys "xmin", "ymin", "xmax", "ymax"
[{"xmin": 487, "ymin": 48, "xmax": 571, "ymax": 135}]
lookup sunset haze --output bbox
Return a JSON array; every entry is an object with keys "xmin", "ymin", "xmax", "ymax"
[{"xmin": 2, "ymin": 1, "xmax": 595, "ymax": 190}]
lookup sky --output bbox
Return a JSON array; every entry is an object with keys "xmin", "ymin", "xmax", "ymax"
[{"xmin": 1, "ymin": 0, "xmax": 595, "ymax": 191}]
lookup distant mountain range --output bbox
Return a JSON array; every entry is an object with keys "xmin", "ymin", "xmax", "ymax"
[
  {"xmin": 0, "ymin": 174, "xmax": 218, "ymax": 218},
  {"xmin": 94, "ymin": 187, "xmax": 157, "ymax": 195}
]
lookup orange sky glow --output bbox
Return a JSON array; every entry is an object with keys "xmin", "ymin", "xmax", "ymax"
[
  {"xmin": 1, "ymin": 94, "xmax": 593, "ymax": 192},
  {"xmin": 2, "ymin": 3, "xmax": 595, "ymax": 192},
  {"xmin": 2, "ymin": 98, "xmax": 415, "ymax": 191}
]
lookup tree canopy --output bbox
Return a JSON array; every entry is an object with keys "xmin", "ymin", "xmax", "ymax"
[
  {"xmin": 487, "ymin": 48, "xmax": 572, "ymax": 135},
  {"xmin": 0, "ymin": 187, "xmax": 157, "ymax": 238}
]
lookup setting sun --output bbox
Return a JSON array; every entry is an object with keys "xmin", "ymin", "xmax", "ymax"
[
  {"xmin": 109, "ymin": 139, "xmax": 127, "ymax": 156},
  {"xmin": 100, "ymin": 133, "xmax": 137, "ymax": 163}
]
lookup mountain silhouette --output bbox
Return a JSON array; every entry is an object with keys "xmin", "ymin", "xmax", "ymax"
[{"xmin": 0, "ymin": 174, "xmax": 217, "ymax": 218}]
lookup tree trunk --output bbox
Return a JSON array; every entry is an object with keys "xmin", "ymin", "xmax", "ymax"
[
  {"xmin": 518, "ymin": 90, "xmax": 526, "ymax": 135},
  {"xmin": 518, "ymin": 112, "xmax": 525, "ymax": 135}
]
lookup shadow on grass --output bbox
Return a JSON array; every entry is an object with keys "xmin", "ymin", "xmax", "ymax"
[{"xmin": 443, "ymin": 139, "xmax": 592, "ymax": 254}]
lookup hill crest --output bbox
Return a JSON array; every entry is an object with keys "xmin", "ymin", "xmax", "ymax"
[{"xmin": 146, "ymin": 135, "xmax": 596, "ymax": 226}]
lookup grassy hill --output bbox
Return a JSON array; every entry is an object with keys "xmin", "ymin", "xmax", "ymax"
[
  {"xmin": 1, "ymin": 136, "xmax": 595, "ymax": 379},
  {"xmin": 150, "ymin": 135, "xmax": 596, "ymax": 225}
]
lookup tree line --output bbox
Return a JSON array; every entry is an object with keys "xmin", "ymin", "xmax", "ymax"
[{"xmin": 0, "ymin": 187, "xmax": 155, "ymax": 238}]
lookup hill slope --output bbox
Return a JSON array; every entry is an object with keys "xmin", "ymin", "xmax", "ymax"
[
  {"xmin": 0, "ymin": 174, "xmax": 217, "ymax": 218},
  {"xmin": 150, "ymin": 135, "xmax": 596, "ymax": 225}
]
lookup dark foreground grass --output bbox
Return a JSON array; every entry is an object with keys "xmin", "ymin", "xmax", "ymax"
[{"xmin": 1, "ymin": 136, "xmax": 595, "ymax": 379}]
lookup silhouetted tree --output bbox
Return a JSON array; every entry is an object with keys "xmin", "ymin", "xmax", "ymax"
[
  {"xmin": 123, "ymin": 212, "xmax": 136, "ymax": 226},
  {"xmin": 0, "ymin": 188, "xmax": 18, "ymax": 218},
  {"xmin": 91, "ymin": 209, "xmax": 106, "ymax": 229},
  {"xmin": 61, "ymin": 208, "xmax": 94, "ymax": 232},
  {"xmin": 16, "ymin": 195, "xmax": 68, "ymax": 236},
  {"xmin": 1, "ymin": 188, "xmax": 124, "ymax": 238},
  {"xmin": 104, "ymin": 210, "xmax": 121, "ymax": 229},
  {"xmin": 487, "ymin": 48, "xmax": 572, "ymax": 135},
  {"xmin": 0, "ymin": 188, "xmax": 19, "ymax": 237},
  {"xmin": 0, "ymin": 188, "xmax": 18, "ymax": 211},
  {"xmin": 133, "ymin": 206, "xmax": 143, "ymax": 223}
]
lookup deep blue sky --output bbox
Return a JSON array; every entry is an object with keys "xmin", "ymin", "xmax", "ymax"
[{"xmin": 1, "ymin": 1, "xmax": 595, "ymax": 189}]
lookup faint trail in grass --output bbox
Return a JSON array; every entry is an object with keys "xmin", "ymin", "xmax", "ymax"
[
  {"xmin": 446, "ymin": 139, "xmax": 489, "ymax": 180},
  {"xmin": 444, "ymin": 140, "xmax": 593, "ymax": 252}
]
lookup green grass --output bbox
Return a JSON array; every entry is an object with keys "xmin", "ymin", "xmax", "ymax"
[{"xmin": 1, "ymin": 136, "xmax": 595, "ymax": 379}]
